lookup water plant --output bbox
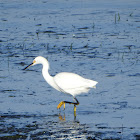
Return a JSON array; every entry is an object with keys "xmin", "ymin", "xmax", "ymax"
[
  {"xmin": 129, "ymin": 12, "xmax": 133, "ymax": 17},
  {"xmin": 70, "ymin": 43, "xmax": 73, "ymax": 50},
  {"xmin": 84, "ymin": 43, "xmax": 88, "ymax": 48},
  {"xmin": 115, "ymin": 13, "xmax": 120, "ymax": 24},
  {"xmin": 118, "ymin": 13, "xmax": 120, "ymax": 21}
]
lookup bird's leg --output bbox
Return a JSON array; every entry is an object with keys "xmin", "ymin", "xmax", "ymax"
[
  {"xmin": 57, "ymin": 101, "xmax": 65, "ymax": 110},
  {"xmin": 57, "ymin": 101, "xmax": 73, "ymax": 110},
  {"xmin": 73, "ymin": 97, "xmax": 79, "ymax": 112},
  {"xmin": 73, "ymin": 97, "xmax": 79, "ymax": 118},
  {"xmin": 57, "ymin": 97, "xmax": 79, "ymax": 111}
]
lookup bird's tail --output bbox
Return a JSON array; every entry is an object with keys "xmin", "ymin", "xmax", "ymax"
[
  {"xmin": 88, "ymin": 79, "xmax": 98, "ymax": 88},
  {"xmin": 93, "ymin": 81, "xmax": 98, "ymax": 89}
]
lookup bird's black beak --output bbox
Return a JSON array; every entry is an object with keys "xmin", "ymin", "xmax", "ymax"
[{"xmin": 23, "ymin": 63, "xmax": 33, "ymax": 70}]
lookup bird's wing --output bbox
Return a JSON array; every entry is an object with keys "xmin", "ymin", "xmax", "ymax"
[{"xmin": 54, "ymin": 72, "xmax": 97, "ymax": 95}]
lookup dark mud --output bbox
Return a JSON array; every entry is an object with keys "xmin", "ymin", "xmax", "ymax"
[{"xmin": 0, "ymin": 0, "xmax": 140, "ymax": 139}]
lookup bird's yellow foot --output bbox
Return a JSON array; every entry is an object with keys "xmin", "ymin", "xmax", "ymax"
[
  {"xmin": 74, "ymin": 105, "xmax": 76, "ymax": 112},
  {"xmin": 74, "ymin": 106, "xmax": 76, "ymax": 117},
  {"xmin": 57, "ymin": 101, "xmax": 65, "ymax": 109}
]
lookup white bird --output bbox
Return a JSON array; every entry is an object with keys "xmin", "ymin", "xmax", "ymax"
[{"xmin": 24, "ymin": 56, "xmax": 98, "ymax": 112}]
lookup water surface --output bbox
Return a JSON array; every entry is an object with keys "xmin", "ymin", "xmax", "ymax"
[{"xmin": 0, "ymin": 0, "xmax": 140, "ymax": 139}]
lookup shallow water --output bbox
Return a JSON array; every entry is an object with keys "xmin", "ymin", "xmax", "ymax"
[{"xmin": 0, "ymin": 0, "xmax": 140, "ymax": 139}]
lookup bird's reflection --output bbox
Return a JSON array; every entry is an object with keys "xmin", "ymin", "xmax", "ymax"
[
  {"xmin": 58, "ymin": 113, "xmax": 66, "ymax": 121},
  {"xmin": 58, "ymin": 111, "xmax": 77, "ymax": 121}
]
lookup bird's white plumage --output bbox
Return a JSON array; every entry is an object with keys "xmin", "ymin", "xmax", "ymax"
[
  {"xmin": 54, "ymin": 72, "xmax": 97, "ymax": 96},
  {"xmin": 29, "ymin": 56, "xmax": 98, "ymax": 97}
]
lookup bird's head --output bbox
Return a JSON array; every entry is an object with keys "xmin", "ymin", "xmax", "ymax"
[{"xmin": 24, "ymin": 56, "xmax": 48, "ymax": 70}]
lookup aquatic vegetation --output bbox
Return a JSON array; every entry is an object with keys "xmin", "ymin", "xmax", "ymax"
[
  {"xmin": 115, "ymin": 13, "xmax": 120, "ymax": 24},
  {"xmin": 129, "ymin": 12, "xmax": 133, "ymax": 17}
]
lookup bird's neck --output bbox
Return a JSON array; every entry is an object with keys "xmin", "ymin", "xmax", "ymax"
[{"xmin": 42, "ymin": 63, "xmax": 59, "ymax": 91}]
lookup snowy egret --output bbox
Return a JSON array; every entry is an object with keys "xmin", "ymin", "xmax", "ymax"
[{"xmin": 24, "ymin": 56, "xmax": 98, "ymax": 112}]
